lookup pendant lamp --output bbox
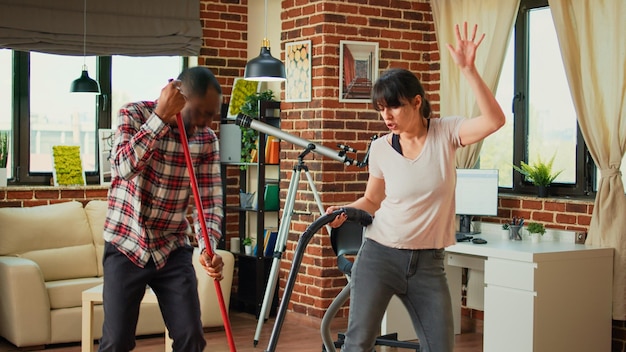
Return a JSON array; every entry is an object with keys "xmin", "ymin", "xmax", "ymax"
[
  {"xmin": 70, "ymin": 0, "xmax": 100, "ymax": 93},
  {"xmin": 244, "ymin": 0, "xmax": 286, "ymax": 82}
]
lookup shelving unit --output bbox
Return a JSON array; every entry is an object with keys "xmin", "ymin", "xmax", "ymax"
[{"xmin": 220, "ymin": 100, "xmax": 281, "ymax": 317}]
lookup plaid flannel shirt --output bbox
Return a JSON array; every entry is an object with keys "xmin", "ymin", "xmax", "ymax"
[{"xmin": 103, "ymin": 101, "xmax": 223, "ymax": 269}]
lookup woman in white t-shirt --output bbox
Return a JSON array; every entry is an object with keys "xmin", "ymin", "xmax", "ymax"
[{"xmin": 326, "ymin": 23, "xmax": 505, "ymax": 352}]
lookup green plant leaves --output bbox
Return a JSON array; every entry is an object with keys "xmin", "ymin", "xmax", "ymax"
[
  {"xmin": 239, "ymin": 90, "xmax": 276, "ymax": 168},
  {"xmin": 0, "ymin": 131, "xmax": 7, "ymax": 168},
  {"xmin": 512, "ymin": 153, "xmax": 563, "ymax": 186},
  {"xmin": 527, "ymin": 222, "xmax": 546, "ymax": 235}
]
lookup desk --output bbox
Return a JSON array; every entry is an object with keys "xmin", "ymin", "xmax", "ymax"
[
  {"xmin": 446, "ymin": 232, "xmax": 613, "ymax": 352},
  {"xmin": 81, "ymin": 284, "xmax": 172, "ymax": 352}
]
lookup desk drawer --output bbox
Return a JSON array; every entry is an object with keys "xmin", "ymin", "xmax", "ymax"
[
  {"xmin": 485, "ymin": 258, "xmax": 536, "ymax": 291},
  {"xmin": 447, "ymin": 253, "xmax": 485, "ymax": 271}
]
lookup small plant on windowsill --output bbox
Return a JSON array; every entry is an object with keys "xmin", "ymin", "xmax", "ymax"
[
  {"xmin": 0, "ymin": 131, "xmax": 8, "ymax": 169},
  {"xmin": 512, "ymin": 153, "xmax": 563, "ymax": 198},
  {"xmin": 239, "ymin": 90, "xmax": 276, "ymax": 169}
]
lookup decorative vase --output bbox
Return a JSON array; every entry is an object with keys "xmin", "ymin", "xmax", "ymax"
[
  {"xmin": 501, "ymin": 229, "xmax": 510, "ymax": 240},
  {"xmin": 244, "ymin": 245, "xmax": 253, "ymax": 255},
  {"xmin": 0, "ymin": 168, "xmax": 7, "ymax": 187},
  {"xmin": 530, "ymin": 233, "xmax": 541, "ymax": 243},
  {"xmin": 537, "ymin": 185, "xmax": 549, "ymax": 198},
  {"xmin": 230, "ymin": 237, "xmax": 240, "ymax": 253}
]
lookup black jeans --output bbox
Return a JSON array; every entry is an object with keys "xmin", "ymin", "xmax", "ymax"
[{"xmin": 98, "ymin": 242, "xmax": 206, "ymax": 352}]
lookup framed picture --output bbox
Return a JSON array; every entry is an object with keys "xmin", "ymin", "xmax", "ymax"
[
  {"xmin": 98, "ymin": 129, "xmax": 115, "ymax": 185},
  {"xmin": 227, "ymin": 77, "xmax": 261, "ymax": 119},
  {"xmin": 285, "ymin": 40, "xmax": 312, "ymax": 102},
  {"xmin": 339, "ymin": 40, "xmax": 379, "ymax": 102},
  {"xmin": 51, "ymin": 145, "xmax": 86, "ymax": 186}
]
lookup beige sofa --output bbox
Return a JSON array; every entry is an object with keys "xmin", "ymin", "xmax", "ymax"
[{"xmin": 0, "ymin": 200, "xmax": 234, "ymax": 348}]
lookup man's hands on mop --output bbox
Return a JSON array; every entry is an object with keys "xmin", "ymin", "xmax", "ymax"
[
  {"xmin": 154, "ymin": 79, "xmax": 186, "ymax": 125},
  {"xmin": 199, "ymin": 250, "xmax": 224, "ymax": 281}
]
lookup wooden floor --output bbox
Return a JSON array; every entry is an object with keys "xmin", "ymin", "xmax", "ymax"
[{"xmin": 0, "ymin": 311, "xmax": 482, "ymax": 351}]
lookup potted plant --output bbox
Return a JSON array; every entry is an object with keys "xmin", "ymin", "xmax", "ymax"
[
  {"xmin": 242, "ymin": 236, "xmax": 254, "ymax": 255},
  {"xmin": 512, "ymin": 153, "xmax": 563, "ymax": 197},
  {"xmin": 0, "ymin": 131, "xmax": 8, "ymax": 187},
  {"xmin": 239, "ymin": 90, "xmax": 276, "ymax": 167},
  {"xmin": 501, "ymin": 223, "xmax": 510, "ymax": 239},
  {"xmin": 526, "ymin": 222, "xmax": 546, "ymax": 243}
]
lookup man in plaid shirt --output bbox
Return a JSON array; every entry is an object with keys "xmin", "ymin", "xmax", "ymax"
[{"xmin": 99, "ymin": 66, "xmax": 224, "ymax": 352}]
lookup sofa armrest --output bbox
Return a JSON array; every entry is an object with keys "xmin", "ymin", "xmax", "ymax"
[
  {"xmin": 0, "ymin": 256, "xmax": 51, "ymax": 347},
  {"xmin": 193, "ymin": 248, "xmax": 235, "ymax": 328}
]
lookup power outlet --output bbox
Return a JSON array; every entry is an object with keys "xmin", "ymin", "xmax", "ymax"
[{"xmin": 575, "ymin": 232, "xmax": 587, "ymax": 244}]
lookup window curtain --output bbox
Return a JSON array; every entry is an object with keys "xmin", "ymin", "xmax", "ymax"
[
  {"xmin": 549, "ymin": 0, "xmax": 626, "ymax": 319},
  {"xmin": 430, "ymin": 0, "xmax": 519, "ymax": 168},
  {"xmin": 0, "ymin": 0, "xmax": 201, "ymax": 56}
]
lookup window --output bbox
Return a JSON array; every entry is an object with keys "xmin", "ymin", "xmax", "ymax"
[
  {"xmin": 111, "ymin": 56, "xmax": 184, "ymax": 129},
  {"xmin": 4, "ymin": 52, "xmax": 186, "ymax": 185},
  {"xmin": 480, "ymin": 0, "xmax": 594, "ymax": 197},
  {"xmin": 0, "ymin": 50, "xmax": 12, "ymax": 179}
]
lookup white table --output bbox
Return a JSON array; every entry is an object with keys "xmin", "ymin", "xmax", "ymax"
[
  {"xmin": 81, "ymin": 284, "xmax": 172, "ymax": 352},
  {"xmin": 445, "ymin": 232, "xmax": 613, "ymax": 352}
]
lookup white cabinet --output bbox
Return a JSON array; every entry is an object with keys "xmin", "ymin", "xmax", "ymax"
[{"xmin": 446, "ymin": 234, "xmax": 613, "ymax": 352}]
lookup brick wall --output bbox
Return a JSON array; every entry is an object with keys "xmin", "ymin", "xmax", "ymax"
[
  {"xmin": 0, "ymin": 186, "xmax": 109, "ymax": 207},
  {"xmin": 275, "ymin": 0, "xmax": 439, "ymax": 320}
]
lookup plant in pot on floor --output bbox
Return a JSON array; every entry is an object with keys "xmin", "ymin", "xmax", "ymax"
[
  {"xmin": 239, "ymin": 90, "xmax": 276, "ymax": 169},
  {"xmin": 526, "ymin": 222, "xmax": 546, "ymax": 243},
  {"xmin": 512, "ymin": 153, "xmax": 563, "ymax": 198}
]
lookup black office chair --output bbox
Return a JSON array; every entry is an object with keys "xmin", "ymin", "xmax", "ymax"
[{"xmin": 320, "ymin": 220, "xmax": 421, "ymax": 352}]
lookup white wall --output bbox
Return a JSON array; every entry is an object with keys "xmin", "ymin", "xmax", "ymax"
[{"xmin": 247, "ymin": 0, "xmax": 283, "ymax": 94}]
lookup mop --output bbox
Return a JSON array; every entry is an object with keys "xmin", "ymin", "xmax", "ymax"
[{"xmin": 176, "ymin": 112, "xmax": 237, "ymax": 351}]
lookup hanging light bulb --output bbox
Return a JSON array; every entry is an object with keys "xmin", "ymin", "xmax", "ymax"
[
  {"xmin": 70, "ymin": 0, "xmax": 100, "ymax": 93},
  {"xmin": 244, "ymin": 0, "xmax": 286, "ymax": 82}
]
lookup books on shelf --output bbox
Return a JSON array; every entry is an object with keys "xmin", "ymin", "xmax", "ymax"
[{"xmin": 253, "ymin": 228, "xmax": 278, "ymax": 257}]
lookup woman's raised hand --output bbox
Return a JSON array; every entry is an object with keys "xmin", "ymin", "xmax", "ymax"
[{"xmin": 445, "ymin": 22, "xmax": 485, "ymax": 71}]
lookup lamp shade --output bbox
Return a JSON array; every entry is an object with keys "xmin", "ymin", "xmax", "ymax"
[
  {"xmin": 244, "ymin": 46, "xmax": 286, "ymax": 82},
  {"xmin": 70, "ymin": 70, "xmax": 100, "ymax": 93}
]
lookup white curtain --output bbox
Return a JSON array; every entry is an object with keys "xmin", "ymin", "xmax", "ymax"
[
  {"xmin": 549, "ymin": 0, "xmax": 626, "ymax": 319},
  {"xmin": 0, "ymin": 0, "xmax": 202, "ymax": 56},
  {"xmin": 430, "ymin": 0, "xmax": 520, "ymax": 168}
]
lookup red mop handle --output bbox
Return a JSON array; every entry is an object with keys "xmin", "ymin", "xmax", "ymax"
[{"xmin": 176, "ymin": 113, "xmax": 237, "ymax": 352}]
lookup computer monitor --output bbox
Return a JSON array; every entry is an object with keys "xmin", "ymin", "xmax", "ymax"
[{"xmin": 455, "ymin": 168, "xmax": 499, "ymax": 237}]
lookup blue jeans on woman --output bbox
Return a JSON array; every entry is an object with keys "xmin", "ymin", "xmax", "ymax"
[
  {"xmin": 98, "ymin": 242, "xmax": 206, "ymax": 352},
  {"xmin": 342, "ymin": 239, "xmax": 454, "ymax": 352}
]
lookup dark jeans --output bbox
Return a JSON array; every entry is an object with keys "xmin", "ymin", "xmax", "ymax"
[
  {"xmin": 98, "ymin": 242, "xmax": 206, "ymax": 352},
  {"xmin": 342, "ymin": 239, "xmax": 454, "ymax": 352}
]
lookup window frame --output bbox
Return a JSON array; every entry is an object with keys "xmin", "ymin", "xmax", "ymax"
[
  {"xmin": 503, "ymin": 0, "xmax": 595, "ymax": 198},
  {"xmin": 7, "ymin": 53, "xmax": 189, "ymax": 186}
]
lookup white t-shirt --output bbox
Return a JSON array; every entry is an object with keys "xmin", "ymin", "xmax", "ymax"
[{"xmin": 366, "ymin": 116, "xmax": 464, "ymax": 249}]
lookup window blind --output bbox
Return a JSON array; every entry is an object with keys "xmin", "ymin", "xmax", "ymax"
[{"xmin": 0, "ymin": 0, "xmax": 202, "ymax": 56}]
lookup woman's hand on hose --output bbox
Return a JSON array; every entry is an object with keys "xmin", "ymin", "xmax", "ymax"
[{"xmin": 325, "ymin": 206, "xmax": 348, "ymax": 228}]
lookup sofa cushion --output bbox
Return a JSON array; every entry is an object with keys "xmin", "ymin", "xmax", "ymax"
[
  {"xmin": 19, "ymin": 244, "xmax": 99, "ymax": 282},
  {"xmin": 84, "ymin": 200, "xmax": 107, "ymax": 277},
  {"xmin": 46, "ymin": 278, "xmax": 103, "ymax": 309},
  {"xmin": 0, "ymin": 201, "xmax": 99, "ymax": 281}
]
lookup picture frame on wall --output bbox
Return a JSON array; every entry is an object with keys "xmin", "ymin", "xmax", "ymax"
[
  {"xmin": 227, "ymin": 77, "xmax": 261, "ymax": 120},
  {"xmin": 285, "ymin": 40, "xmax": 312, "ymax": 102},
  {"xmin": 339, "ymin": 40, "xmax": 379, "ymax": 103},
  {"xmin": 98, "ymin": 129, "xmax": 115, "ymax": 185},
  {"xmin": 51, "ymin": 145, "xmax": 86, "ymax": 186}
]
